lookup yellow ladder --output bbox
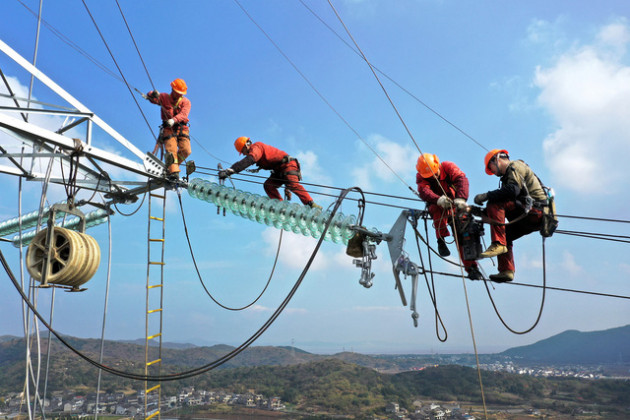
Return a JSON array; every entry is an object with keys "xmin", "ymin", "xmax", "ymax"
[{"xmin": 145, "ymin": 183, "xmax": 166, "ymax": 420}]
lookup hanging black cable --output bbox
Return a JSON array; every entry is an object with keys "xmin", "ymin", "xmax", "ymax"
[
  {"xmin": 176, "ymin": 189, "xmax": 280, "ymax": 311},
  {"xmin": 415, "ymin": 215, "xmax": 448, "ymax": 341},
  {"xmin": 481, "ymin": 237, "xmax": 548, "ymax": 335},
  {"xmin": 2, "ymin": 187, "xmax": 358, "ymax": 381}
]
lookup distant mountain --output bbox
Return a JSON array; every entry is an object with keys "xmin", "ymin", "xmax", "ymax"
[{"xmin": 501, "ymin": 325, "xmax": 630, "ymax": 364}]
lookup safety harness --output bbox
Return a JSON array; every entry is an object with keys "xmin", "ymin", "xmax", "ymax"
[{"xmin": 269, "ymin": 155, "xmax": 302, "ymax": 181}]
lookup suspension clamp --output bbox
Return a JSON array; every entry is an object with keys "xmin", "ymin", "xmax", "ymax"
[{"xmin": 352, "ymin": 239, "xmax": 377, "ymax": 288}]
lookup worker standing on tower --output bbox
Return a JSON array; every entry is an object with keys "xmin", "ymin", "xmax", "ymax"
[
  {"xmin": 219, "ymin": 137, "xmax": 322, "ymax": 209},
  {"xmin": 416, "ymin": 153, "xmax": 483, "ymax": 280},
  {"xmin": 146, "ymin": 78, "xmax": 191, "ymax": 179},
  {"xmin": 473, "ymin": 149, "xmax": 547, "ymax": 282}
]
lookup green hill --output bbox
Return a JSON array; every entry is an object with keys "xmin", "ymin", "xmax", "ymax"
[{"xmin": 2, "ymin": 336, "xmax": 630, "ymax": 417}]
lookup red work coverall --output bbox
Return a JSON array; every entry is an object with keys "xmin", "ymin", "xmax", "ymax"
[
  {"xmin": 148, "ymin": 91, "xmax": 191, "ymax": 174},
  {"xmin": 484, "ymin": 160, "xmax": 545, "ymax": 273},
  {"xmin": 416, "ymin": 161, "xmax": 478, "ymax": 271},
  {"xmin": 247, "ymin": 142, "xmax": 313, "ymax": 205}
]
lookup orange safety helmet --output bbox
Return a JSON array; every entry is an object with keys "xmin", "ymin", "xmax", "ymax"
[
  {"xmin": 416, "ymin": 153, "xmax": 440, "ymax": 178},
  {"xmin": 484, "ymin": 149, "xmax": 509, "ymax": 175},
  {"xmin": 170, "ymin": 78, "xmax": 187, "ymax": 94},
  {"xmin": 234, "ymin": 136, "xmax": 251, "ymax": 154}
]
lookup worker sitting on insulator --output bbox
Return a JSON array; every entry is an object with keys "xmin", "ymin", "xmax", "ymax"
[
  {"xmin": 416, "ymin": 153, "xmax": 483, "ymax": 281},
  {"xmin": 146, "ymin": 78, "xmax": 191, "ymax": 180},
  {"xmin": 219, "ymin": 136, "xmax": 322, "ymax": 210},
  {"xmin": 473, "ymin": 149, "xmax": 547, "ymax": 282}
]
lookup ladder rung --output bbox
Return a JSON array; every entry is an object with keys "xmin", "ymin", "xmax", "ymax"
[
  {"xmin": 148, "ymin": 284, "xmax": 163, "ymax": 289},
  {"xmin": 147, "ymin": 333, "xmax": 162, "ymax": 340},
  {"xmin": 146, "ymin": 384, "xmax": 161, "ymax": 393},
  {"xmin": 147, "ymin": 358, "xmax": 162, "ymax": 367},
  {"xmin": 149, "ymin": 238, "xmax": 165, "ymax": 242},
  {"xmin": 149, "ymin": 261, "xmax": 165, "ymax": 265},
  {"xmin": 146, "ymin": 410, "xmax": 160, "ymax": 420},
  {"xmin": 149, "ymin": 216, "xmax": 164, "ymax": 221},
  {"xmin": 150, "ymin": 193, "xmax": 165, "ymax": 199},
  {"xmin": 147, "ymin": 308, "xmax": 163, "ymax": 314}
]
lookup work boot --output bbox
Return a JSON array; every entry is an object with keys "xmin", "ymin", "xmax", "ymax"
[
  {"xmin": 466, "ymin": 266, "xmax": 483, "ymax": 281},
  {"xmin": 489, "ymin": 270, "xmax": 514, "ymax": 283},
  {"xmin": 167, "ymin": 171, "xmax": 180, "ymax": 181},
  {"xmin": 437, "ymin": 238, "xmax": 450, "ymax": 257},
  {"xmin": 480, "ymin": 242, "xmax": 508, "ymax": 259},
  {"xmin": 309, "ymin": 202, "xmax": 323, "ymax": 210}
]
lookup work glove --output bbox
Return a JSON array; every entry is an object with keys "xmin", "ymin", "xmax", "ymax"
[
  {"xmin": 474, "ymin": 193, "xmax": 488, "ymax": 206},
  {"xmin": 165, "ymin": 118, "xmax": 175, "ymax": 127},
  {"xmin": 453, "ymin": 198, "xmax": 467, "ymax": 211},
  {"xmin": 437, "ymin": 195, "xmax": 453, "ymax": 209},
  {"xmin": 149, "ymin": 90, "xmax": 159, "ymax": 99},
  {"xmin": 218, "ymin": 168, "xmax": 235, "ymax": 180}
]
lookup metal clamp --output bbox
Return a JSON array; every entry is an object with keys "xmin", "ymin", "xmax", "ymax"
[{"xmin": 352, "ymin": 240, "xmax": 377, "ymax": 288}]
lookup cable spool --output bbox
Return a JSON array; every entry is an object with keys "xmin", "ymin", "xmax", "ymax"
[{"xmin": 26, "ymin": 227, "xmax": 101, "ymax": 289}]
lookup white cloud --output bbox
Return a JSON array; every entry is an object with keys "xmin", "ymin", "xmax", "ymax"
[
  {"xmin": 534, "ymin": 20, "xmax": 630, "ymax": 193},
  {"xmin": 596, "ymin": 20, "xmax": 630, "ymax": 55},
  {"xmin": 294, "ymin": 149, "xmax": 332, "ymax": 186},
  {"xmin": 261, "ymin": 227, "xmax": 328, "ymax": 270},
  {"xmin": 560, "ymin": 250, "xmax": 584, "ymax": 276},
  {"xmin": 351, "ymin": 305, "xmax": 405, "ymax": 313},
  {"xmin": 351, "ymin": 134, "xmax": 417, "ymax": 190},
  {"xmin": 261, "ymin": 225, "xmax": 358, "ymax": 273}
]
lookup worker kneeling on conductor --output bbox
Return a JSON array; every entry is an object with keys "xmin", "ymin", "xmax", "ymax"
[{"xmin": 219, "ymin": 136, "xmax": 322, "ymax": 210}]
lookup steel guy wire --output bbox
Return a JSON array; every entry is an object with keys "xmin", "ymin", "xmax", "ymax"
[
  {"xmin": 80, "ymin": 0, "xmax": 156, "ymax": 141},
  {"xmin": 115, "ymin": 0, "xmax": 156, "ymax": 92},
  {"xmin": 298, "ymin": 0, "xmax": 487, "ymax": 152},
  {"xmin": 232, "ymin": 0, "xmax": 418, "ymax": 197}
]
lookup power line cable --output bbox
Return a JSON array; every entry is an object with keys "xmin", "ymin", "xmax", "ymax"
[
  {"xmin": 326, "ymin": 0, "xmax": 422, "ymax": 157},
  {"xmin": 556, "ymin": 214, "xmax": 630, "ymax": 224},
  {"xmin": 192, "ymin": 170, "xmax": 630, "ymax": 247},
  {"xmin": 80, "ymin": 0, "xmax": 156, "ymax": 141},
  {"xmin": 298, "ymin": 0, "xmax": 487, "ymax": 152},
  {"xmin": 16, "ymin": 0, "xmax": 124, "ymax": 83},
  {"xmin": 232, "ymin": 0, "xmax": 417, "ymax": 197},
  {"xmin": 114, "ymin": 0, "xmax": 155, "ymax": 92}
]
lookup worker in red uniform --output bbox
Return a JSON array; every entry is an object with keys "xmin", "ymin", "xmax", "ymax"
[
  {"xmin": 416, "ymin": 153, "xmax": 483, "ymax": 280},
  {"xmin": 473, "ymin": 149, "xmax": 547, "ymax": 282},
  {"xmin": 219, "ymin": 137, "xmax": 322, "ymax": 209},
  {"xmin": 146, "ymin": 78, "xmax": 191, "ymax": 179}
]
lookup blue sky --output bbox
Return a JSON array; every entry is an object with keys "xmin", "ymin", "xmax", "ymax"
[{"xmin": 1, "ymin": 0, "xmax": 629, "ymax": 355}]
